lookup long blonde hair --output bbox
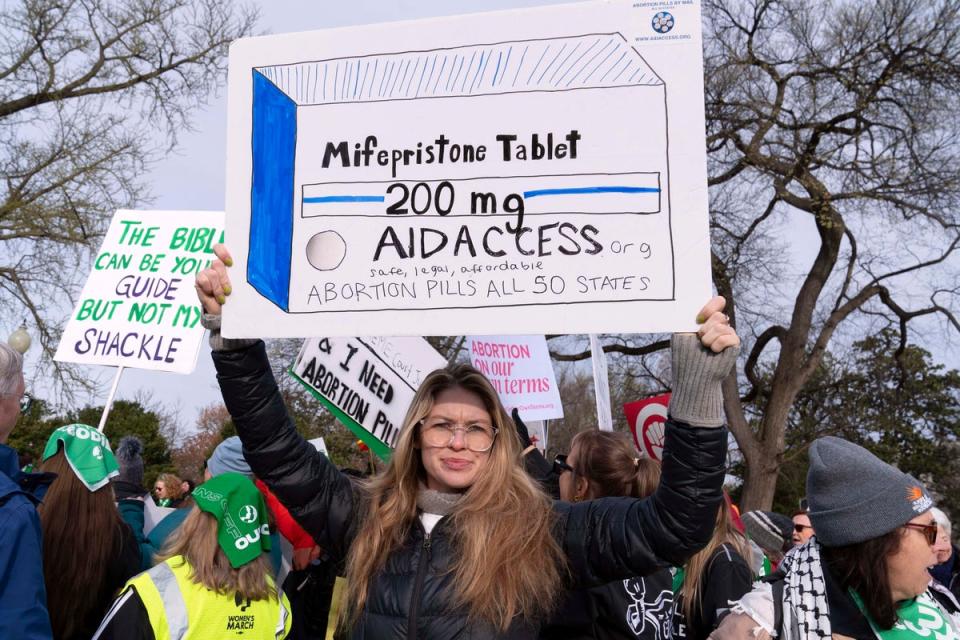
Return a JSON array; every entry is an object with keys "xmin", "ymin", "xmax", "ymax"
[
  {"xmin": 680, "ymin": 499, "xmax": 750, "ymax": 622},
  {"xmin": 343, "ymin": 363, "xmax": 567, "ymax": 631},
  {"xmin": 158, "ymin": 507, "xmax": 276, "ymax": 602}
]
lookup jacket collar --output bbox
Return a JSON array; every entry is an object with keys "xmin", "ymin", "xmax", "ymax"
[
  {"xmin": 0, "ymin": 444, "xmax": 28, "ymax": 501},
  {"xmin": 0, "ymin": 443, "xmax": 55, "ymax": 503},
  {"xmin": 0, "ymin": 443, "xmax": 20, "ymax": 478}
]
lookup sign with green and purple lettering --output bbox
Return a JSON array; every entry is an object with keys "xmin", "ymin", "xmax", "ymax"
[
  {"xmin": 55, "ymin": 209, "xmax": 225, "ymax": 374},
  {"xmin": 222, "ymin": 0, "xmax": 710, "ymax": 338}
]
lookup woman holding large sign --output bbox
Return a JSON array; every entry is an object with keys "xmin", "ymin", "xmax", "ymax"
[{"xmin": 195, "ymin": 244, "xmax": 739, "ymax": 639}]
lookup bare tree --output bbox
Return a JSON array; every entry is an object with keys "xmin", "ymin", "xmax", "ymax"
[
  {"xmin": 551, "ymin": 0, "xmax": 960, "ymax": 509},
  {"xmin": 0, "ymin": 0, "xmax": 257, "ymax": 388}
]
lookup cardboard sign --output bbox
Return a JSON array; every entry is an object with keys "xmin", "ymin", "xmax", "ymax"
[
  {"xmin": 55, "ymin": 210, "xmax": 224, "ymax": 374},
  {"xmin": 290, "ymin": 336, "xmax": 446, "ymax": 459},
  {"xmin": 623, "ymin": 393, "xmax": 671, "ymax": 461},
  {"xmin": 222, "ymin": 0, "xmax": 711, "ymax": 338},
  {"xmin": 467, "ymin": 335, "xmax": 562, "ymax": 421}
]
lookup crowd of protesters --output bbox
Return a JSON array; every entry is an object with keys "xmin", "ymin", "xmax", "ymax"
[{"xmin": 0, "ymin": 244, "xmax": 956, "ymax": 640}]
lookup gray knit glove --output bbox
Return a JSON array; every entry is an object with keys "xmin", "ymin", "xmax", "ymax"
[
  {"xmin": 668, "ymin": 334, "xmax": 739, "ymax": 427},
  {"xmin": 201, "ymin": 313, "xmax": 258, "ymax": 352}
]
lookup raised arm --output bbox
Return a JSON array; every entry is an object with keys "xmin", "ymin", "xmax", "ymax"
[
  {"xmin": 512, "ymin": 408, "xmax": 561, "ymax": 500},
  {"xmin": 196, "ymin": 245, "xmax": 358, "ymax": 561},
  {"xmin": 559, "ymin": 297, "xmax": 737, "ymax": 587}
]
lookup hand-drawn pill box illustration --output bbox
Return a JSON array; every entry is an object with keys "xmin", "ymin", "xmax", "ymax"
[{"xmin": 247, "ymin": 33, "xmax": 674, "ymax": 314}]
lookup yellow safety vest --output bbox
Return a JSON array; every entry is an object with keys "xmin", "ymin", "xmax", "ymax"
[{"xmin": 124, "ymin": 556, "xmax": 292, "ymax": 640}]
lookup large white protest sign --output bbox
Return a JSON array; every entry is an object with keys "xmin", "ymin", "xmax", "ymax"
[
  {"xmin": 290, "ymin": 336, "xmax": 446, "ymax": 460},
  {"xmin": 222, "ymin": 0, "xmax": 710, "ymax": 338},
  {"xmin": 55, "ymin": 210, "xmax": 224, "ymax": 374},
  {"xmin": 467, "ymin": 335, "xmax": 562, "ymax": 421}
]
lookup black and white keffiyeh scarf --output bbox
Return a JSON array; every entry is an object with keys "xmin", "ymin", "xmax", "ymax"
[
  {"xmin": 777, "ymin": 539, "xmax": 832, "ymax": 639},
  {"xmin": 730, "ymin": 539, "xmax": 831, "ymax": 638}
]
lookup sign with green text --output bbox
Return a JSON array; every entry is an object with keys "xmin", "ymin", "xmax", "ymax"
[
  {"xmin": 55, "ymin": 209, "xmax": 225, "ymax": 374},
  {"xmin": 290, "ymin": 336, "xmax": 446, "ymax": 460}
]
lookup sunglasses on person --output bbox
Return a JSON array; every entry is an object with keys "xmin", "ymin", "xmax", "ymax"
[
  {"xmin": 553, "ymin": 454, "xmax": 574, "ymax": 476},
  {"xmin": 794, "ymin": 523, "xmax": 813, "ymax": 533},
  {"xmin": 903, "ymin": 522, "xmax": 939, "ymax": 546}
]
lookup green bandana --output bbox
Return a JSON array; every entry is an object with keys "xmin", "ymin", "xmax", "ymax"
[
  {"xmin": 192, "ymin": 472, "xmax": 271, "ymax": 569},
  {"xmin": 850, "ymin": 589, "xmax": 960, "ymax": 639},
  {"xmin": 758, "ymin": 554, "xmax": 772, "ymax": 578},
  {"xmin": 42, "ymin": 424, "xmax": 119, "ymax": 491},
  {"xmin": 671, "ymin": 566, "xmax": 685, "ymax": 593}
]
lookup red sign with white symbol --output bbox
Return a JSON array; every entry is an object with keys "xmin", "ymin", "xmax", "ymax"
[{"xmin": 623, "ymin": 393, "xmax": 671, "ymax": 461}]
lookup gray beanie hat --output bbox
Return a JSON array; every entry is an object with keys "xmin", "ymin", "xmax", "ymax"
[
  {"xmin": 206, "ymin": 436, "xmax": 252, "ymax": 477},
  {"xmin": 807, "ymin": 436, "xmax": 933, "ymax": 546},
  {"xmin": 115, "ymin": 436, "xmax": 145, "ymax": 487},
  {"xmin": 742, "ymin": 510, "xmax": 793, "ymax": 554}
]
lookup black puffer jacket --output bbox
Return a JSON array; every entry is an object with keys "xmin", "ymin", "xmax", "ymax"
[{"xmin": 213, "ymin": 341, "xmax": 728, "ymax": 640}]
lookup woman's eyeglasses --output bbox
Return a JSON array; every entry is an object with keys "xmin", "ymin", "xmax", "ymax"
[
  {"xmin": 418, "ymin": 419, "xmax": 498, "ymax": 452},
  {"xmin": 903, "ymin": 522, "xmax": 939, "ymax": 546},
  {"xmin": 793, "ymin": 523, "xmax": 813, "ymax": 533},
  {"xmin": 553, "ymin": 454, "xmax": 574, "ymax": 476}
]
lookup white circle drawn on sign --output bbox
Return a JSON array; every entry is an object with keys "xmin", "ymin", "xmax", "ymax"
[
  {"xmin": 634, "ymin": 402, "xmax": 668, "ymax": 461},
  {"xmin": 239, "ymin": 505, "xmax": 258, "ymax": 524},
  {"xmin": 306, "ymin": 231, "xmax": 347, "ymax": 271}
]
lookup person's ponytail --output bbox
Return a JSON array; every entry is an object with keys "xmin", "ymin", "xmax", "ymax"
[
  {"xmin": 632, "ymin": 456, "xmax": 661, "ymax": 499},
  {"xmin": 570, "ymin": 430, "xmax": 660, "ymax": 500}
]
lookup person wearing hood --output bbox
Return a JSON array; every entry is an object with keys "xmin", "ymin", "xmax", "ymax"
[
  {"xmin": 92, "ymin": 472, "xmax": 292, "ymax": 640},
  {"xmin": 37, "ymin": 425, "xmax": 142, "ymax": 640},
  {"xmin": 710, "ymin": 437, "xmax": 960, "ymax": 640}
]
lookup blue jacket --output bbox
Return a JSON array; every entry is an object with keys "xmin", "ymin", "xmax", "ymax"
[{"xmin": 0, "ymin": 444, "xmax": 53, "ymax": 639}]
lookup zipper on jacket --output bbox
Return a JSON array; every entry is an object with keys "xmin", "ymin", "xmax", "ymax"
[{"xmin": 407, "ymin": 532, "xmax": 432, "ymax": 638}]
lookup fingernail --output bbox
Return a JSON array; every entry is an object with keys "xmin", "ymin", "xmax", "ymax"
[
  {"xmin": 217, "ymin": 295, "xmax": 226, "ymax": 304},
  {"xmin": 224, "ymin": 285, "xmax": 232, "ymax": 296},
  {"xmin": 224, "ymin": 258, "xmax": 233, "ymax": 267},
  {"xmin": 696, "ymin": 314, "xmax": 705, "ymax": 324}
]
